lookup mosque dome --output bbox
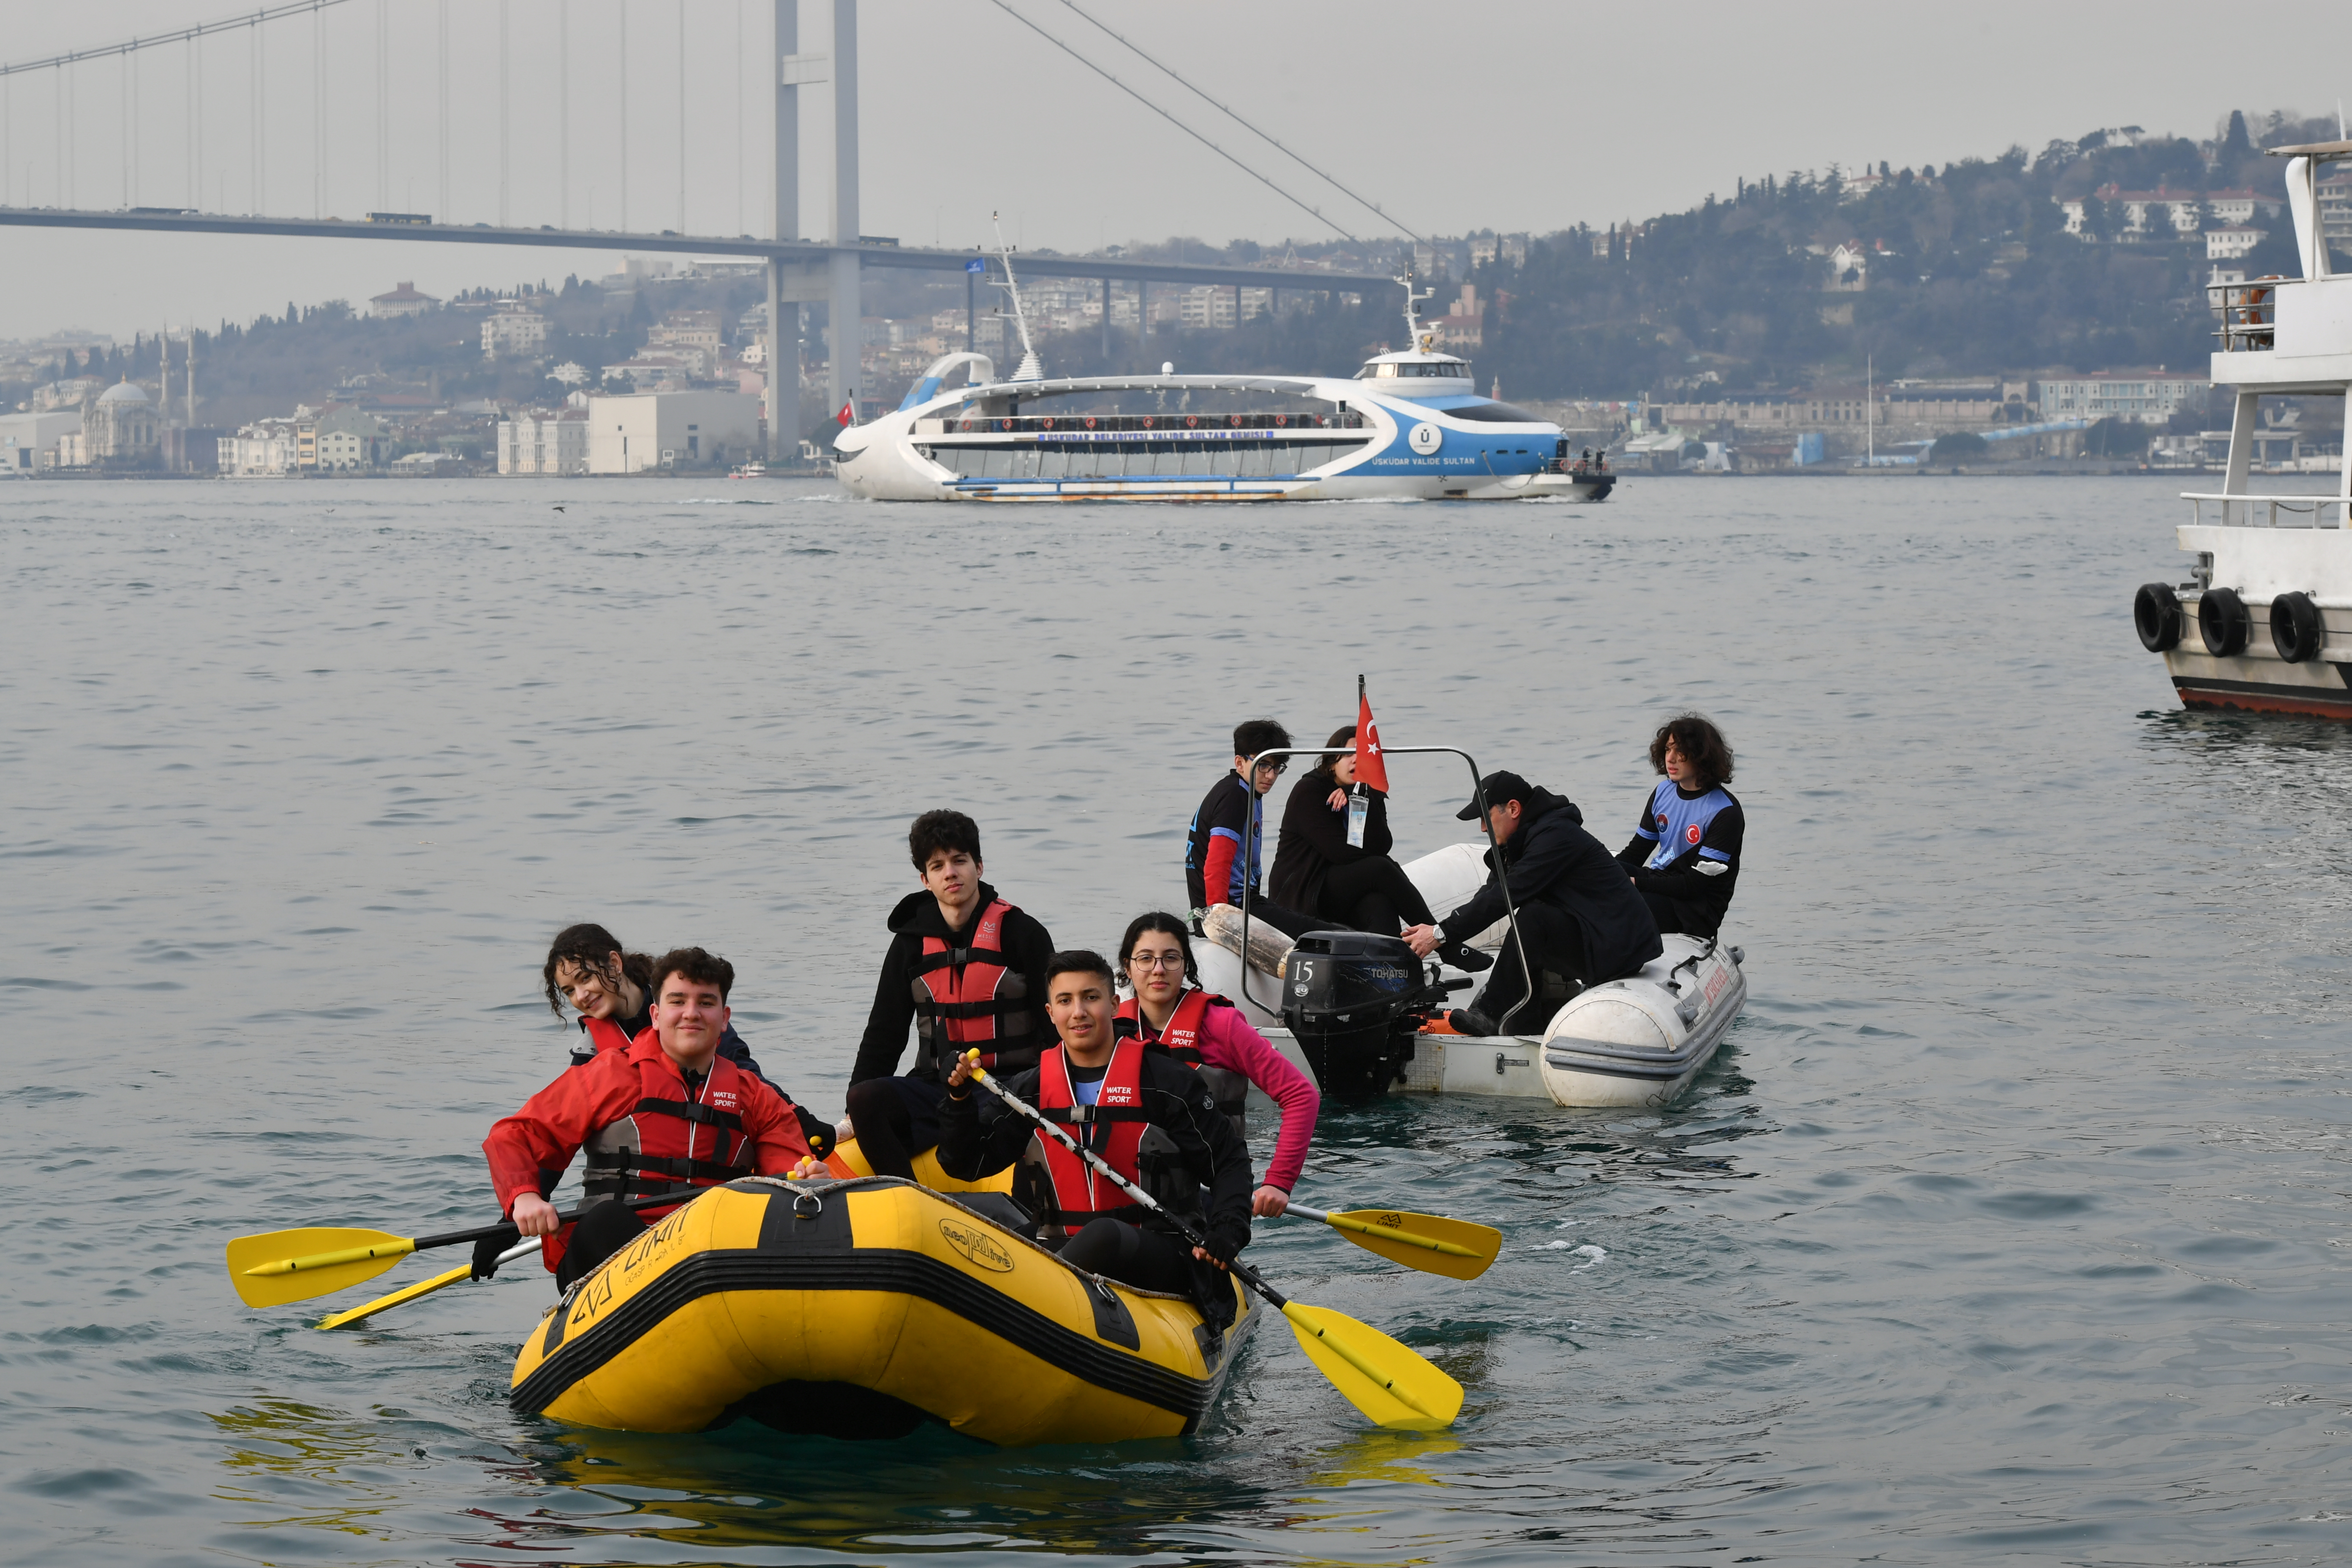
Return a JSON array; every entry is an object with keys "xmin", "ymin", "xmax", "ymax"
[{"xmin": 98, "ymin": 381, "xmax": 151, "ymax": 404}]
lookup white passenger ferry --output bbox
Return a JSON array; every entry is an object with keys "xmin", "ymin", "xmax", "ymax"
[
  {"xmin": 832, "ymin": 259, "xmax": 1614, "ymax": 504},
  {"xmin": 2136, "ymin": 140, "xmax": 2352, "ymax": 717}
]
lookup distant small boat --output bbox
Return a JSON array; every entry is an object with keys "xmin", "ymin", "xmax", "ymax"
[{"xmin": 728, "ymin": 460, "xmax": 768, "ymax": 479}]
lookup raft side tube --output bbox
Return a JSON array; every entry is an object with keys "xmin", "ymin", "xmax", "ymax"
[{"xmin": 509, "ymin": 1178, "xmax": 1254, "ymax": 1447}]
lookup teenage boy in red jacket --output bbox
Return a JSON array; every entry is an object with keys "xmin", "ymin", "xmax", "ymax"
[{"xmin": 482, "ymin": 946, "xmax": 811, "ymax": 1288}]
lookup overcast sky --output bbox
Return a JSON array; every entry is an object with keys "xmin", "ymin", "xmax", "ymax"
[{"xmin": 0, "ymin": 0, "xmax": 2346, "ymax": 340}]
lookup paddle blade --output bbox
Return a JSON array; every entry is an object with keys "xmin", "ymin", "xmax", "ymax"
[
  {"xmin": 1280, "ymin": 1301, "xmax": 1464, "ymax": 1431},
  {"xmin": 1326, "ymin": 1209, "xmax": 1501, "ymax": 1281},
  {"xmin": 225, "ymin": 1227, "xmax": 409, "ymax": 1308}
]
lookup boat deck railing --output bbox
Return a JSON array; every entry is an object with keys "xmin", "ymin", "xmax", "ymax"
[
  {"xmin": 919, "ymin": 411, "xmax": 1368, "ymax": 436},
  {"xmin": 2209, "ymin": 278, "xmax": 2285, "ymax": 352},
  {"xmin": 2184, "ymin": 491, "xmax": 2349, "ymax": 528}
]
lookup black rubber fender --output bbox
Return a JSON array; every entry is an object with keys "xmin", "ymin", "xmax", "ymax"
[
  {"xmin": 2199, "ymin": 586, "xmax": 2251, "ymax": 656},
  {"xmin": 2270, "ymin": 590, "xmax": 2323, "ymax": 662},
  {"xmin": 2134, "ymin": 583, "xmax": 2182, "ymax": 652}
]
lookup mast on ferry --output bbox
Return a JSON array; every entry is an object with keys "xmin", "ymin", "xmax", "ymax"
[
  {"xmin": 1394, "ymin": 269, "xmax": 1435, "ymax": 352},
  {"xmin": 990, "ymin": 212, "xmax": 1045, "ymax": 383}
]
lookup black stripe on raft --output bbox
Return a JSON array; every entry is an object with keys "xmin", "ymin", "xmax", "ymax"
[{"xmin": 509, "ymin": 1249, "xmax": 1216, "ymax": 1424}]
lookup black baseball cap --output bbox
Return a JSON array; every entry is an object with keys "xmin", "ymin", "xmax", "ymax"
[{"xmin": 1456, "ymin": 770, "xmax": 1533, "ymax": 821}]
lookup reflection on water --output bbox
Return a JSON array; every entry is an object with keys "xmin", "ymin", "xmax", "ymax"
[{"xmin": 8, "ymin": 479, "xmax": 2352, "ymax": 1563}]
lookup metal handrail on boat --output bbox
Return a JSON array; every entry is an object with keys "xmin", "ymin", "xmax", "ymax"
[
  {"xmin": 2208, "ymin": 277, "xmax": 2285, "ymax": 352},
  {"xmin": 929, "ymin": 411, "xmax": 1369, "ymax": 435},
  {"xmin": 1236, "ymin": 745, "xmax": 1538, "ymax": 1035},
  {"xmin": 2183, "ymin": 492, "xmax": 2349, "ymax": 528}
]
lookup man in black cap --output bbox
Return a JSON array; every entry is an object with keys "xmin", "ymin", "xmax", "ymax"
[{"xmin": 1400, "ymin": 771, "xmax": 1662, "ymax": 1036}]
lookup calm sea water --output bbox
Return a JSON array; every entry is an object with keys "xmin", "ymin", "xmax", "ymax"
[{"xmin": 5, "ymin": 474, "xmax": 2350, "ymax": 1567}]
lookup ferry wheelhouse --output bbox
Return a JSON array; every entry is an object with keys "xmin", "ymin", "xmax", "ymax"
[
  {"xmin": 2134, "ymin": 140, "xmax": 2352, "ymax": 717},
  {"xmin": 833, "ymin": 271, "xmax": 1614, "ymax": 504}
]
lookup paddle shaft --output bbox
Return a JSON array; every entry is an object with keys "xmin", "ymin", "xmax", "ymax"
[
  {"xmin": 248, "ymin": 1192, "xmax": 686, "ymax": 1278},
  {"xmin": 1285, "ymin": 1204, "xmax": 1484, "ymax": 1260},
  {"xmin": 962, "ymin": 1064, "xmax": 1285, "ymax": 1306},
  {"xmin": 965, "ymin": 1065, "xmax": 1446, "ymax": 1417},
  {"xmin": 314, "ymin": 1238, "xmax": 540, "ymax": 1331}
]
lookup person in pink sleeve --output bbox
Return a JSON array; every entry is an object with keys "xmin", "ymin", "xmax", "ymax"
[{"xmin": 1113, "ymin": 911, "xmax": 1322, "ymax": 1217}]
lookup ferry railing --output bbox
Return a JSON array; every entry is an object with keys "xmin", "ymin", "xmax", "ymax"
[
  {"xmin": 2183, "ymin": 492, "xmax": 2349, "ymax": 528},
  {"xmin": 932, "ymin": 411, "xmax": 1369, "ymax": 435},
  {"xmin": 2208, "ymin": 277, "xmax": 2285, "ymax": 352},
  {"xmin": 1236, "ymin": 745, "xmax": 1539, "ymax": 1037}
]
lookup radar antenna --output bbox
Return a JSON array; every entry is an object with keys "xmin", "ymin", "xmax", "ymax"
[{"xmin": 991, "ymin": 213, "xmax": 1045, "ymax": 382}]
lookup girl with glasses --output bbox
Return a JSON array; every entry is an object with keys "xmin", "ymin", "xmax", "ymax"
[{"xmin": 1114, "ymin": 911, "xmax": 1321, "ymax": 1217}]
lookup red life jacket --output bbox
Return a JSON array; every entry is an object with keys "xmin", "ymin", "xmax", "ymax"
[
  {"xmin": 1032, "ymin": 1040, "xmax": 1152, "ymax": 1237},
  {"xmin": 1115, "ymin": 989, "xmax": 1216, "ymax": 1060},
  {"xmin": 910, "ymin": 897, "xmax": 1037, "ymax": 1075},
  {"xmin": 541, "ymin": 1049, "xmax": 760, "ymax": 1272},
  {"xmin": 571, "ymin": 1014, "xmax": 637, "ymax": 1064},
  {"xmin": 1115, "ymin": 990, "xmax": 1250, "ymax": 1141}
]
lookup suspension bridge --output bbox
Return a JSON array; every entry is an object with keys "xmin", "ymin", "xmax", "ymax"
[{"xmin": 0, "ymin": 1, "xmax": 1394, "ymax": 460}]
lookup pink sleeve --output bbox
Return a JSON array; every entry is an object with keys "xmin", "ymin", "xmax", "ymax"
[{"xmin": 1201, "ymin": 1003, "xmax": 1321, "ymax": 1193}]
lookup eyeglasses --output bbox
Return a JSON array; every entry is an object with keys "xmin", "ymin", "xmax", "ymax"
[
  {"xmin": 1254, "ymin": 760, "xmax": 1288, "ymax": 775},
  {"xmin": 1129, "ymin": 951, "xmax": 1187, "ymax": 970}
]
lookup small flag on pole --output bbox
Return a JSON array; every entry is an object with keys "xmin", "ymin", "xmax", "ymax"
[
  {"xmin": 1354, "ymin": 675, "xmax": 1389, "ymax": 794},
  {"xmin": 837, "ymin": 397, "xmax": 856, "ymax": 427}
]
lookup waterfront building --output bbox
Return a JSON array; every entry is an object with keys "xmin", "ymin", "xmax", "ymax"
[
  {"xmin": 498, "ymin": 411, "xmax": 590, "ymax": 475},
  {"xmin": 2036, "ymin": 371, "xmax": 2206, "ymax": 424},
  {"xmin": 584, "ymin": 391, "xmax": 760, "ymax": 473},
  {"xmin": 0, "ymin": 410, "xmax": 82, "ymax": 471},
  {"xmin": 86, "ymin": 381, "xmax": 159, "ymax": 461},
  {"xmin": 219, "ymin": 420, "xmax": 299, "ymax": 476},
  {"xmin": 296, "ymin": 406, "xmax": 386, "ymax": 471}
]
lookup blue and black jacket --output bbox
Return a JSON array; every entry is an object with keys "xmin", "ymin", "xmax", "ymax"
[{"xmin": 1617, "ymin": 780, "xmax": 1744, "ymax": 939}]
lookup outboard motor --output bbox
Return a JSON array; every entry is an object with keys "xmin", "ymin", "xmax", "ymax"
[{"xmin": 1281, "ymin": 931, "xmax": 1450, "ymax": 1101}]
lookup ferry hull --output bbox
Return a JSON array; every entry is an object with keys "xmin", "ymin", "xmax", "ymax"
[{"xmin": 2167, "ymin": 663, "xmax": 2352, "ymax": 719}]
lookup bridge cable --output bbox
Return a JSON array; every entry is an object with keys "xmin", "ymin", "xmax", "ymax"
[
  {"xmin": 0, "ymin": 0, "xmax": 359, "ymax": 80},
  {"xmin": 981, "ymin": 0, "xmax": 1358, "ymax": 243},
  {"xmin": 1054, "ymin": 0, "xmax": 1422, "ymax": 244}
]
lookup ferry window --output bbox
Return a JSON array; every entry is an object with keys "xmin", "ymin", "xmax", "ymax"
[{"xmin": 1442, "ymin": 400, "xmax": 1541, "ymax": 422}]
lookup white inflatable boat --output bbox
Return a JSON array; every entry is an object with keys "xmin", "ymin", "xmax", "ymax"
[{"xmin": 1194, "ymin": 843, "xmax": 1748, "ymax": 1109}]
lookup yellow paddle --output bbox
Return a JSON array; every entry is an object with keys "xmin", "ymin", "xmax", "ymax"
[
  {"xmin": 312, "ymin": 1238, "xmax": 540, "ymax": 1330},
  {"xmin": 958, "ymin": 1053, "xmax": 1464, "ymax": 1431},
  {"xmin": 226, "ymin": 1195, "xmax": 672, "ymax": 1309},
  {"xmin": 1282, "ymin": 1204, "xmax": 1500, "ymax": 1281}
]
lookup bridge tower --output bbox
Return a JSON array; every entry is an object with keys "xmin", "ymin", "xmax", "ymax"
[{"xmin": 765, "ymin": 0, "xmax": 858, "ymax": 462}]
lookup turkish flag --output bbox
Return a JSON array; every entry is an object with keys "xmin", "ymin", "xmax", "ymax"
[
  {"xmin": 1354, "ymin": 684, "xmax": 1390, "ymax": 793},
  {"xmin": 836, "ymin": 398, "xmax": 855, "ymax": 426}
]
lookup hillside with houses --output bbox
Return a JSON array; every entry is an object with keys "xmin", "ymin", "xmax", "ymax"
[{"xmin": 2, "ymin": 108, "xmax": 2344, "ymax": 476}]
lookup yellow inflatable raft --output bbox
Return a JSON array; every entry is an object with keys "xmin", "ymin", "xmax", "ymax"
[{"xmin": 508, "ymin": 1176, "xmax": 1256, "ymax": 1447}]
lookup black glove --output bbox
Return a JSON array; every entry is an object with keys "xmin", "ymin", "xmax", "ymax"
[
  {"xmin": 471, "ymin": 1230, "xmax": 515, "ymax": 1280},
  {"xmin": 1199, "ymin": 1227, "xmax": 1245, "ymax": 1269}
]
